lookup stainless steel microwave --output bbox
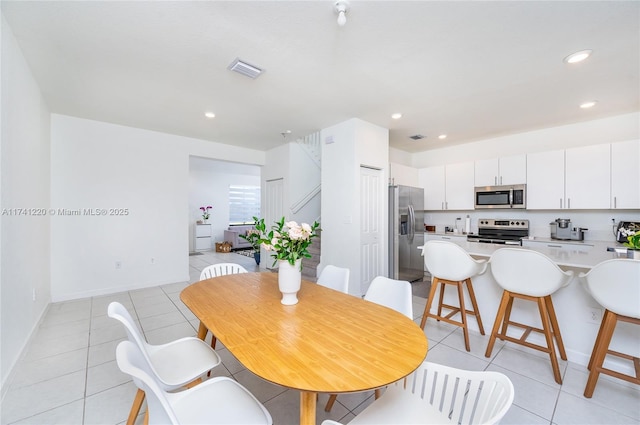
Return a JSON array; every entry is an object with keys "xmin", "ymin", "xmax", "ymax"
[{"xmin": 474, "ymin": 184, "xmax": 526, "ymax": 209}]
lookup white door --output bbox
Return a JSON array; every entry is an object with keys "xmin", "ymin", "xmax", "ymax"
[
  {"xmin": 265, "ymin": 178, "xmax": 284, "ymax": 269},
  {"xmin": 360, "ymin": 166, "xmax": 383, "ymax": 295}
]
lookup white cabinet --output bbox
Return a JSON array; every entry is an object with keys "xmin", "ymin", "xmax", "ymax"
[
  {"xmin": 419, "ymin": 166, "xmax": 445, "ymax": 210},
  {"xmin": 522, "ymin": 239, "xmax": 593, "ymax": 253},
  {"xmin": 474, "ymin": 154, "xmax": 526, "ymax": 186},
  {"xmin": 419, "ymin": 162, "xmax": 474, "ymax": 210},
  {"xmin": 424, "ymin": 233, "xmax": 467, "ymax": 243},
  {"xmin": 390, "ymin": 162, "xmax": 419, "ymax": 187},
  {"xmin": 445, "ymin": 162, "xmax": 475, "ymax": 210},
  {"xmin": 526, "ymin": 150, "xmax": 565, "ymax": 209},
  {"xmin": 194, "ymin": 224, "xmax": 212, "ymax": 251},
  {"xmin": 527, "ymin": 145, "xmax": 610, "ymax": 210},
  {"xmin": 611, "ymin": 140, "xmax": 640, "ymax": 209},
  {"xmin": 565, "ymin": 144, "xmax": 610, "ymax": 209}
]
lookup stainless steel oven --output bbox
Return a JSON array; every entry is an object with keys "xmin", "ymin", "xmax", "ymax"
[
  {"xmin": 474, "ymin": 184, "xmax": 526, "ymax": 209},
  {"xmin": 467, "ymin": 219, "xmax": 529, "ymax": 245}
]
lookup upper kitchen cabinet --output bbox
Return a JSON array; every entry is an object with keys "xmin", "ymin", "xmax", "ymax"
[
  {"xmin": 474, "ymin": 154, "xmax": 526, "ymax": 186},
  {"xmin": 565, "ymin": 144, "xmax": 610, "ymax": 209},
  {"xmin": 527, "ymin": 144, "xmax": 611, "ymax": 209},
  {"xmin": 419, "ymin": 162, "xmax": 474, "ymax": 210},
  {"xmin": 389, "ymin": 162, "xmax": 419, "ymax": 187},
  {"xmin": 419, "ymin": 165, "xmax": 445, "ymax": 210},
  {"xmin": 611, "ymin": 139, "xmax": 640, "ymax": 209},
  {"xmin": 527, "ymin": 149, "xmax": 565, "ymax": 209}
]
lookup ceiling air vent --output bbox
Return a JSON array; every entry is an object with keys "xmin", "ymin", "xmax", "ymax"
[
  {"xmin": 409, "ymin": 134, "xmax": 425, "ymax": 140},
  {"xmin": 228, "ymin": 58, "xmax": 264, "ymax": 79}
]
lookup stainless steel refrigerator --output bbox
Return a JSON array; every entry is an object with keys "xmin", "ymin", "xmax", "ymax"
[{"xmin": 389, "ymin": 185, "xmax": 425, "ymax": 282}]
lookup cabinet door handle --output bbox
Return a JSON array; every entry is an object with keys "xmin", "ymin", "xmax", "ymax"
[
  {"xmin": 547, "ymin": 244, "xmax": 563, "ymax": 248},
  {"xmin": 560, "ymin": 198, "xmax": 563, "ymax": 208},
  {"xmin": 499, "ymin": 176, "xmax": 503, "ymax": 185},
  {"xmin": 494, "ymin": 176, "xmax": 497, "ymax": 185},
  {"xmin": 445, "ymin": 202, "xmax": 448, "ymax": 210},
  {"xmin": 568, "ymin": 198, "xmax": 571, "ymax": 209},
  {"xmin": 614, "ymin": 196, "xmax": 617, "ymax": 208},
  {"xmin": 442, "ymin": 202, "xmax": 444, "ymax": 210},
  {"xmin": 442, "ymin": 237, "xmax": 451, "ymax": 240}
]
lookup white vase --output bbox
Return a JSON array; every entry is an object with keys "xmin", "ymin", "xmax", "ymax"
[{"xmin": 278, "ymin": 259, "xmax": 302, "ymax": 305}]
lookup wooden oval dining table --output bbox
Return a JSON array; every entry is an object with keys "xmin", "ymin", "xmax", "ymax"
[{"xmin": 180, "ymin": 272, "xmax": 428, "ymax": 425}]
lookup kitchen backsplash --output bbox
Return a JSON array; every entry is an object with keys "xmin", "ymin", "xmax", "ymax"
[{"xmin": 423, "ymin": 210, "xmax": 639, "ymax": 243}]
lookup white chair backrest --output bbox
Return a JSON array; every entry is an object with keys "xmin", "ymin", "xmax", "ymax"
[
  {"xmin": 317, "ymin": 265, "xmax": 350, "ymax": 293},
  {"xmin": 580, "ymin": 259, "xmax": 640, "ymax": 319},
  {"xmin": 364, "ymin": 276, "xmax": 413, "ymax": 319},
  {"xmin": 108, "ymin": 301, "xmax": 172, "ymax": 389},
  {"xmin": 402, "ymin": 361, "xmax": 514, "ymax": 425},
  {"xmin": 490, "ymin": 248, "xmax": 573, "ymax": 297},
  {"xmin": 422, "ymin": 240, "xmax": 487, "ymax": 281},
  {"xmin": 116, "ymin": 341, "xmax": 180, "ymax": 424},
  {"xmin": 200, "ymin": 263, "xmax": 248, "ymax": 280}
]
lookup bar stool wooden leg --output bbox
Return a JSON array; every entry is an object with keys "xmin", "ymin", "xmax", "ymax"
[
  {"xmin": 501, "ymin": 295, "xmax": 515, "ymax": 336},
  {"xmin": 456, "ymin": 281, "xmax": 471, "ymax": 351},
  {"xmin": 465, "ymin": 278, "xmax": 485, "ymax": 335},
  {"xmin": 587, "ymin": 313, "xmax": 608, "ymax": 371},
  {"xmin": 486, "ymin": 291, "xmax": 510, "ymax": 357},
  {"xmin": 437, "ymin": 281, "xmax": 446, "ymax": 319},
  {"xmin": 537, "ymin": 297, "xmax": 562, "ymax": 384},
  {"xmin": 544, "ymin": 295, "xmax": 567, "ymax": 360},
  {"xmin": 584, "ymin": 310, "xmax": 618, "ymax": 398},
  {"xmin": 420, "ymin": 277, "xmax": 440, "ymax": 329}
]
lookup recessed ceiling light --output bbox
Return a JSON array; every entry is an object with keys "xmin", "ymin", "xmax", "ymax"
[
  {"xmin": 564, "ymin": 49, "xmax": 592, "ymax": 64},
  {"xmin": 580, "ymin": 101, "xmax": 597, "ymax": 109},
  {"xmin": 204, "ymin": 112, "xmax": 216, "ymax": 118},
  {"xmin": 438, "ymin": 134, "xmax": 447, "ymax": 140},
  {"xmin": 391, "ymin": 113, "xmax": 402, "ymax": 119}
]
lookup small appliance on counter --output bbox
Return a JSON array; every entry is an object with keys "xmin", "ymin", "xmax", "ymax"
[
  {"xmin": 616, "ymin": 221, "xmax": 640, "ymax": 243},
  {"xmin": 550, "ymin": 218, "xmax": 588, "ymax": 241}
]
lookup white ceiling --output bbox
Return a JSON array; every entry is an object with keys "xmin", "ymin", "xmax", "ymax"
[{"xmin": 2, "ymin": 1, "xmax": 638, "ymax": 153}]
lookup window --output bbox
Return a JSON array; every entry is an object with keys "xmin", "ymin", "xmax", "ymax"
[{"xmin": 229, "ymin": 185, "xmax": 261, "ymax": 225}]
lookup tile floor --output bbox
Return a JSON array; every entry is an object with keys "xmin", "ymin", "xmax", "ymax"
[{"xmin": 2, "ymin": 250, "xmax": 639, "ymax": 424}]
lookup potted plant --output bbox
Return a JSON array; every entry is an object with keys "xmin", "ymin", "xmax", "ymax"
[
  {"xmin": 622, "ymin": 229, "xmax": 640, "ymax": 259},
  {"xmin": 199, "ymin": 205, "xmax": 212, "ymax": 223},
  {"xmin": 259, "ymin": 217, "xmax": 320, "ymax": 305},
  {"xmin": 239, "ymin": 217, "xmax": 266, "ymax": 265}
]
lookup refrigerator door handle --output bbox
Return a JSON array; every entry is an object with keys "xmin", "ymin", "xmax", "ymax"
[{"xmin": 408, "ymin": 204, "xmax": 415, "ymax": 242}]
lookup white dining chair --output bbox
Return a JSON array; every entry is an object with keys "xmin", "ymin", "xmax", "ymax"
[
  {"xmin": 198, "ymin": 262, "xmax": 248, "ymax": 348},
  {"xmin": 320, "ymin": 361, "xmax": 514, "ymax": 425},
  {"xmin": 579, "ymin": 258, "xmax": 640, "ymax": 398},
  {"xmin": 108, "ymin": 302, "xmax": 221, "ymax": 425},
  {"xmin": 316, "ymin": 264, "xmax": 350, "ymax": 293},
  {"xmin": 200, "ymin": 262, "xmax": 248, "ymax": 279},
  {"xmin": 325, "ymin": 275, "xmax": 413, "ymax": 412},
  {"xmin": 116, "ymin": 340, "xmax": 272, "ymax": 424}
]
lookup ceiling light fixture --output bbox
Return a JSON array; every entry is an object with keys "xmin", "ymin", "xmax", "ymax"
[
  {"xmin": 204, "ymin": 112, "xmax": 216, "ymax": 118},
  {"xmin": 335, "ymin": 1, "xmax": 349, "ymax": 27},
  {"xmin": 391, "ymin": 113, "xmax": 402, "ymax": 119},
  {"xmin": 564, "ymin": 49, "xmax": 592, "ymax": 64},
  {"xmin": 580, "ymin": 101, "xmax": 597, "ymax": 109},
  {"xmin": 281, "ymin": 130, "xmax": 292, "ymax": 140},
  {"xmin": 438, "ymin": 134, "xmax": 447, "ymax": 140},
  {"xmin": 409, "ymin": 134, "xmax": 425, "ymax": 140}
]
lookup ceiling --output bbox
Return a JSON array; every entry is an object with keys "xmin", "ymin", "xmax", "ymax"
[{"xmin": 2, "ymin": 1, "xmax": 638, "ymax": 153}]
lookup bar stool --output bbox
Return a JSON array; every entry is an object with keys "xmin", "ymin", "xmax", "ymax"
[
  {"xmin": 486, "ymin": 248, "xmax": 573, "ymax": 384},
  {"xmin": 421, "ymin": 240, "xmax": 487, "ymax": 351},
  {"xmin": 579, "ymin": 258, "xmax": 640, "ymax": 398}
]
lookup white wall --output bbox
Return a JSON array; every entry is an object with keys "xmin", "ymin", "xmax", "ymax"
[
  {"xmin": 1, "ymin": 15, "xmax": 52, "ymax": 391},
  {"xmin": 50, "ymin": 115, "xmax": 265, "ymax": 301},
  {"xmin": 411, "ymin": 112, "xmax": 639, "ymax": 168},
  {"xmin": 321, "ymin": 118, "xmax": 389, "ymax": 296},
  {"xmin": 188, "ymin": 156, "xmax": 260, "ymax": 250}
]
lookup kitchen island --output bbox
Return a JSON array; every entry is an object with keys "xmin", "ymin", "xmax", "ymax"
[{"xmin": 420, "ymin": 236, "xmax": 639, "ymax": 378}]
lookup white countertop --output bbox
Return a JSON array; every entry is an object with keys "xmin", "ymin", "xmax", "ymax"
[{"xmin": 420, "ymin": 236, "xmax": 630, "ymax": 269}]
